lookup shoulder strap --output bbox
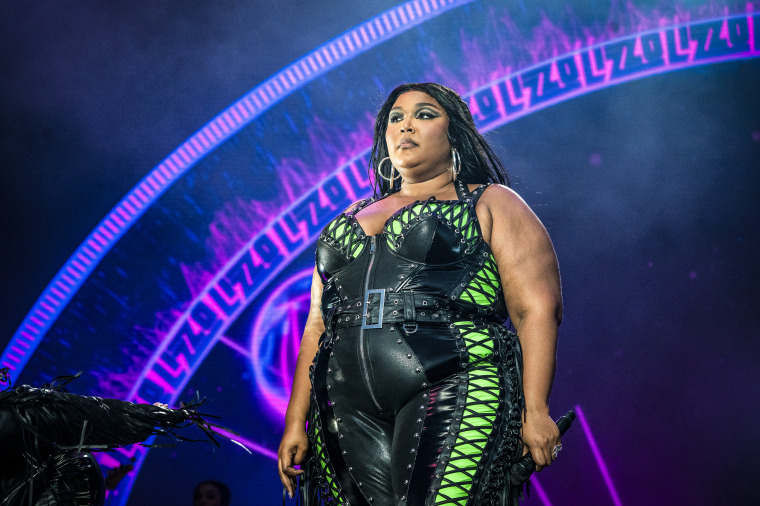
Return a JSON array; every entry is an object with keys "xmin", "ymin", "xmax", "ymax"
[
  {"xmin": 470, "ymin": 183, "xmax": 491, "ymax": 205},
  {"xmin": 454, "ymin": 179, "xmax": 472, "ymax": 200},
  {"xmin": 347, "ymin": 197, "xmax": 374, "ymax": 216},
  {"xmin": 455, "ymin": 181, "xmax": 490, "ymax": 204}
]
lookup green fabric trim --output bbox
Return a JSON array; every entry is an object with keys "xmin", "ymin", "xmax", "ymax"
[
  {"xmin": 459, "ymin": 255, "xmax": 500, "ymax": 307},
  {"xmin": 433, "ymin": 365, "xmax": 500, "ymax": 505},
  {"xmin": 324, "ymin": 214, "xmax": 365, "ymax": 259},
  {"xmin": 384, "ymin": 199, "xmax": 480, "ymax": 254},
  {"xmin": 313, "ymin": 409, "xmax": 344, "ymax": 501},
  {"xmin": 453, "ymin": 321, "xmax": 495, "ymax": 363}
]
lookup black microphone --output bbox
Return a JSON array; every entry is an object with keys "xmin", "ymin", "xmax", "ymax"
[{"xmin": 508, "ymin": 410, "xmax": 576, "ymax": 486}]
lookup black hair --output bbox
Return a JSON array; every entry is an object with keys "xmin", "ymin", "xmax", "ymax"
[
  {"xmin": 368, "ymin": 82, "xmax": 509, "ymax": 196},
  {"xmin": 194, "ymin": 479, "xmax": 231, "ymax": 506}
]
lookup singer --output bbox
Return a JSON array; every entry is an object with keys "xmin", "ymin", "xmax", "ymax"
[{"xmin": 277, "ymin": 83, "xmax": 562, "ymax": 505}]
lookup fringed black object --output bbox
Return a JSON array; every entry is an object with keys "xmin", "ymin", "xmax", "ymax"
[{"xmin": 0, "ymin": 369, "xmax": 235, "ymax": 506}]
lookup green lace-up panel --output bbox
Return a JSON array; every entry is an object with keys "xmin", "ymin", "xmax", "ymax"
[
  {"xmin": 426, "ymin": 322, "xmax": 500, "ymax": 505},
  {"xmin": 321, "ymin": 211, "xmax": 366, "ymax": 260},
  {"xmin": 384, "ymin": 198, "xmax": 481, "ymax": 254},
  {"xmin": 310, "ymin": 406, "xmax": 347, "ymax": 504},
  {"xmin": 459, "ymin": 254, "xmax": 501, "ymax": 307},
  {"xmin": 432, "ymin": 364, "xmax": 501, "ymax": 505},
  {"xmin": 452, "ymin": 321, "xmax": 495, "ymax": 362}
]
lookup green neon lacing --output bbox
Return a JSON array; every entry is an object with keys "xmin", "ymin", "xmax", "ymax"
[
  {"xmin": 384, "ymin": 198, "xmax": 480, "ymax": 253},
  {"xmin": 321, "ymin": 209, "xmax": 366, "ymax": 259},
  {"xmin": 459, "ymin": 254, "xmax": 501, "ymax": 307},
  {"xmin": 433, "ymin": 365, "xmax": 501, "ymax": 505},
  {"xmin": 311, "ymin": 406, "xmax": 346, "ymax": 503},
  {"xmin": 453, "ymin": 321, "xmax": 495, "ymax": 362},
  {"xmin": 427, "ymin": 322, "xmax": 500, "ymax": 505}
]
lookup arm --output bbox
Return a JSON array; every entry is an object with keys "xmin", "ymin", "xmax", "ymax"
[
  {"xmin": 480, "ymin": 185, "xmax": 563, "ymax": 470},
  {"xmin": 277, "ymin": 266, "xmax": 325, "ymax": 497}
]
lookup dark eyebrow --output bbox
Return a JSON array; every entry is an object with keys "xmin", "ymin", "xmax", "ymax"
[{"xmin": 390, "ymin": 102, "xmax": 442, "ymax": 111}]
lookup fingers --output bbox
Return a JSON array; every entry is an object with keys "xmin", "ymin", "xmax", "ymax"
[
  {"xmin": 534, "ymin": 436, "xmax": 564, "ymax": 471},
  {"xmin": 522, "ymin": 436, "xmax": 560, "ymax": 471},
  {"xmin": 521, "ymin": 412, "xmax": 562, "ymax": 472},
  {"xmin": 278, "ymin": 447, "xmax": 296, "ymax": 498},
  {"xmin": 278, "ymin": 447, "xmax": 306, "ymax": 499},
  {"xmin": 531, "ymin": 446, "xmax": 549, "ymax": 471},
  {"xmin": 278, "ymin": 427, "xmax": 309, "ymax": 499},
  {"xmin": 277, "ymin": 456, "xmax": 293, "ymax": 499}
]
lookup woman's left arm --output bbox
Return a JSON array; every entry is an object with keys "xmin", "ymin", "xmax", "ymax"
[{"xmin": 479, "ymin": 184, "xmax": 563, "ymax": 471}]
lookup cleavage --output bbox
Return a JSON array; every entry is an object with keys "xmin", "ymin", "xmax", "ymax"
[{"xmin": 379, "ymin": 200, "xmax": 471, "ymax": 265}]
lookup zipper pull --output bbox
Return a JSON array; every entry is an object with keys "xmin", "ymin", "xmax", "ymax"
[{"xmin": 370, "ymin": 236, "xmax": 376, "ymax": 254}]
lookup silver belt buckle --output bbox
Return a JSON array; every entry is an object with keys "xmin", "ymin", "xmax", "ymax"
[{"xmin": 361, "ymin": 288, "xmax": 385, "ymax": 329}]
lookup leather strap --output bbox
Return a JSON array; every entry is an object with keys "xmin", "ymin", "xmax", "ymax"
[
  {"xmin": 402, "ymin": 289, "xmax": 417, "ymax": 334},
  {"xmin": 331, "ymin": 292, "xmax": 504, "ymax": 330}
]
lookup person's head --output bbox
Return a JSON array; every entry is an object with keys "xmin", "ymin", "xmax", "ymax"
[
  {"xmin": 369, "ymin": 82, "xmax": 509, "ymax": 196},
  {"xmin": 193, "ymin": 480, "xmax": 230, "ymax": 506}
]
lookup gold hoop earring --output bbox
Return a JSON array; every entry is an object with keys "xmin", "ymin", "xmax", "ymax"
[
  {"xmin": 451, "ymin": 148, "xmax": 461, "ymax": 181},
  {"xmin": 377, "ymin": 157, "xmax": 401, "ymax": 183}
]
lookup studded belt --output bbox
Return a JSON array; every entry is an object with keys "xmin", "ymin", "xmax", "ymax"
[{"xmin": 330, "ymin": 289, "xmax": 498, "ymax": 333}]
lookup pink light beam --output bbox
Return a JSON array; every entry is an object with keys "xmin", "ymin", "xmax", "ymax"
[{"xmin": 575, "ymin": 404, "xmax": 623, "ymax": 506}]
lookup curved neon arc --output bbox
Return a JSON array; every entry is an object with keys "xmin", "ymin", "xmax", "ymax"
[{"xmin": 0, "ymin": 0, "xmax": 474, "ymax": 375}]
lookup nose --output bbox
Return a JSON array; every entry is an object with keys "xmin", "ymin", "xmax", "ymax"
[{"xmin": 400, "ymin": 117, "xmax": 414, "ymax": 133}]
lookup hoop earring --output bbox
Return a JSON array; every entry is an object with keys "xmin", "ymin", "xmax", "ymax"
[
  {"xmin": 377, "ymin": 157, "xmax": 401, "ymax": 183},
  {"xmin": 451, "ymin": 148, "xmax": 461, "ymax": 181}
]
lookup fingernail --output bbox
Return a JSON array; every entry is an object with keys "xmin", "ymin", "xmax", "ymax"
[{"xmin": 288, "ymin": 492, "xmax": 293, "ymax": 499}]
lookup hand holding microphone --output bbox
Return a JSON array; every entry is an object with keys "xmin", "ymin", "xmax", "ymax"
[{"xmin": 508, "ymin": 410, "xmax": 575, "ymax": 486}]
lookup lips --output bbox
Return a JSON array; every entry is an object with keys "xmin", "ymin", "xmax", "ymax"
[{"xmin": 398, "ymin": 137, "xmax": 417, "ymax": 149}]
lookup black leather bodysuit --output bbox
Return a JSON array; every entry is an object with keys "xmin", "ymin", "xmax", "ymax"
[{"xmin": 308, "ymin": 181, "xmax": 524, "ymax": 506}]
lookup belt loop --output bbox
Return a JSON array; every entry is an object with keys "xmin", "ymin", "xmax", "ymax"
[{"xmin": 402, "ymin": 290, "xmax": 418, "ymax": 334}]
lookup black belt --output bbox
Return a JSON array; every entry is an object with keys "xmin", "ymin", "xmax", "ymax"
[{"xmin": 330, "ymin": 290, "xmax": 498, "ymax": 333}]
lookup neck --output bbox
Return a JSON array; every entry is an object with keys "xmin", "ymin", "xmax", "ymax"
[{"xmin": 397, "ymin": 170, "xmax": 455, "ymax": 199}]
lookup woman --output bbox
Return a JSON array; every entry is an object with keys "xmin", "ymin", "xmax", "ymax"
[{"xmin": 278, "ymin": 83, "xmax": 562, "ymax": 505}]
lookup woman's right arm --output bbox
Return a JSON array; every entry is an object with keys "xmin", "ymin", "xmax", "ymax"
[{"xmin": 277, "ymin": 266, "xmax": 325, "ymax": 498}]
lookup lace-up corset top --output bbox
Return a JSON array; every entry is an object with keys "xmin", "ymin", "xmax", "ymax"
[{"xmin": 316, "ymin": 182, "xmax": 509, "ymax": 323}]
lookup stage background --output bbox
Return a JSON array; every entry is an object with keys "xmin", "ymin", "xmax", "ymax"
[{"xmin": 2, "ymin": 1, "xmax": 758, "ymax": 504}]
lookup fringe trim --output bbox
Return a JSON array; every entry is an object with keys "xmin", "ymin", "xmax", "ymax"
[{"xmin": 0, "ymin": 371, "xmax": 236, "ymax": 506}]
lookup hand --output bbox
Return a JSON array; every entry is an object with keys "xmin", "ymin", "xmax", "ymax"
[
  {"xmin": 278, "ymin": 425, "xmax": 309, "ymax": 499},
  {"xmin": 521, "ymin": 411, "xmax": 560, "ymax": 471}
]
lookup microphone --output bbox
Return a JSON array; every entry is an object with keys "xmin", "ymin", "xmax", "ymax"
[{"xmin": 508, "ymin": 410, "xmax": 575, "ymax": 486}]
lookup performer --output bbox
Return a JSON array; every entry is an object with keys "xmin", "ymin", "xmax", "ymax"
[{"xmin": 278, "ymin": 83, "xmax": 562, "ymax": 505}]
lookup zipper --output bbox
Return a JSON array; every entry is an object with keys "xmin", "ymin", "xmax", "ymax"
[{"xmin": 359, "ymin": 236, "xmax": 383, "ymax": 412}]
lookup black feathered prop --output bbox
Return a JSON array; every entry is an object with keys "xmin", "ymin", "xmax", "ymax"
[{"xmin": 0, "ymin": 368, "xmax": 238, "ymax": 506}]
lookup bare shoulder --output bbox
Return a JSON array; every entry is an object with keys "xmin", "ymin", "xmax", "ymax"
[
  {"xmin": 476, "ymin": 184, "xmax": 550, "ymax": 245},
  {"xmin": 479, "ymin": 184, "xmax": 537, "ymax": 220}
]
